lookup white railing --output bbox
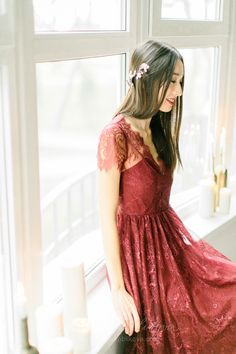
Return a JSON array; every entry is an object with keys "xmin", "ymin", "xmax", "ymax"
[{"xmin": 41, "ymin": 170, "xmax": 99, "ymax": 264}]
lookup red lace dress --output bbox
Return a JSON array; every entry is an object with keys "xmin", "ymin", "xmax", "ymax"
[{"xmin": 97, "ymin": 114, "xmax": 236, "ymax": 354}]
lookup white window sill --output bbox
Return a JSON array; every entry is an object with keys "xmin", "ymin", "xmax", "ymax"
[
  {"xmin": 86, "ymin": 192, "xmax": 236, "ymax": 353},
  {"xmin": 87, "ymin": 280, "xmax": 123, "ymax": 354},
  {"xmin": 183, "ymin": 192, "xmax": 236, "ymax": 240}
]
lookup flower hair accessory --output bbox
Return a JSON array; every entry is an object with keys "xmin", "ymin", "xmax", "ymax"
[{"xmin": 127, "ymin": 62, "xmax": 150, "ymax": 86}]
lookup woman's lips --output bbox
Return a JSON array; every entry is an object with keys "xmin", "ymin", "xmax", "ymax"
[{"xmin": 166, "ymin": 98, "xmax": 175, "ymax": 106}]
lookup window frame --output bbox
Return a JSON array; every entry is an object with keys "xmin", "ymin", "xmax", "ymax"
[
  {"xmin": 5, "ymin": 0, "xmax": 236, "ymax": 345},
  {"xmin": 150, "ymin": 0, "xmax": 230, "ymax": 36},
  {"xmin": 143, "ymin": 0, "xmax": 234, "ymax": 206}
]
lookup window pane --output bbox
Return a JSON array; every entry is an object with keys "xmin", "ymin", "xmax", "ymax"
[
  {"xmin": 172, "ymin": 47, "xmax": 217, "ymax": 194},
  {"xmin": 161, "ymin": 0, "xmax": 221, "ymax": 20},
  {"xmin": 33, "ymin": 0, "xmax": 126, "ymax": 32},
  {"xmin": 0, "ymin": 0, "xmax": 6, "ymax": 15},
  {"xmin": 36, "ymin": 55, "xmax": 124, "ymax": 302}
]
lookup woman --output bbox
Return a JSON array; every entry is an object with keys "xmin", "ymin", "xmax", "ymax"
[{"xmin": 97, "ymin": 40, "xmax": 236, "ymax": 353}]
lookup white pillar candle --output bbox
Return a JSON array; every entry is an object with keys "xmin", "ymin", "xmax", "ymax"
[
  {"xmin": 198, "ymin": 178, "xmax": 215, "ymax": 218},
  {"xmin": 219, "ymin": 187, "xmax": 231, "ymax": 214},
  {"xmin": 41, "ymin": 336, "xmax": 73, "ymax": 354},
  {"xmin": 17, "ymin": 294, "xmax": 27, "ymax": 319},
  {"xmin": 16, "ymin": 282, "xmax": 27, "ymax": 319},
  {"xmin": 61, "ymin": 260, "xmax": 87, "ymax": 337},
  {"xmin": 70, "ymin": 318, "xmax": 91, "ymax": 354},
  {"xmin": 36, "ymin": 304, "xmax": 64, "ymax": 350}
]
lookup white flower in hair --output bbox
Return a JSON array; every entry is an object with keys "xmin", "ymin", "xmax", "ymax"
[
  {"xmin": 139, "ymin": 63, "xmax": 149, "ymax": 72},
  {"xmin": 128, "ymin": 69, "xmax": 137, "ymax": 86},
  {"xmin": 127, "ymin": 63, "xmax": 149, "ymax": 86},
  {"xmin": 136, "ymin": 63, "xmax": 149, "ymax": 79}
]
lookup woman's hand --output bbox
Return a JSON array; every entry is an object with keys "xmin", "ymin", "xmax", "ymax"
[{"xmin": 111, "ymin": 288, "xmax": 141, "ymax": 336}]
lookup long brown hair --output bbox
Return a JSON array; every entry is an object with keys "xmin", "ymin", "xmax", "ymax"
[{"xmin": 115, "ymin": 40, "xmax": 185, "ymax": 173}]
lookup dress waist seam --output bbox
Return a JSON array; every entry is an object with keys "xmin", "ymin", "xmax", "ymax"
[{"xmin": 116, "ymin": 207, "xmax": 170, "ymax": 217}]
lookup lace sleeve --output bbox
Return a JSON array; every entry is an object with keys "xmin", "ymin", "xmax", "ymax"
[{"xmin": 97, "ymin": 123, "xmax": 127, "ymax": 172}]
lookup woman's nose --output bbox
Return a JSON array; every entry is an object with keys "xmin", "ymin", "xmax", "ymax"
[{"xmin": 175, "ymin": 83, "xmax": 183, "ymax": 97}]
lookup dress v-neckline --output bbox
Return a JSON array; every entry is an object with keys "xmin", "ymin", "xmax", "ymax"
[{"xmin": 119, "ymin": 115, "xmax": 164, "ymax": 171}]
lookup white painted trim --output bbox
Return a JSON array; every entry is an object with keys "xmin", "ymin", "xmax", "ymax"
[
  {"xmin": 34, "ymin": 35, "xmax": 136, "ymax": 62},
  {"xmin": 147, "ymin": 34, "xmax": 228, "ymax": 47},
  {"xmin": 14, "ymin": 0, "xmax": 43, "ymax": 343},
  {"xmin": 0, "ymin": 58, "xmax": 18, "ymax": 354},
  {"xmin": 136, "ymin": 0, "xmax": 150, "ymax": 43}
]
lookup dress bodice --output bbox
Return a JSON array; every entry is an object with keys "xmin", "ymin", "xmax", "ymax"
[{"xmin": 97, "ymin": 114, "xmax": 173, "ymax": 215}]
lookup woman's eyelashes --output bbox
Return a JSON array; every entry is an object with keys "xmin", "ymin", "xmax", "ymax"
[{"xmin": 171, "ymin": 79, "xmax": 183, "ymax": 85}]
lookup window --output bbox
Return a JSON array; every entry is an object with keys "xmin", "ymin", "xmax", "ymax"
[
  {"xmin": 36, "ymin": 55, "xmax": 125, "ymax": 302},
  {"xmin": 3, "ymin": 1, "xmax": 235, "ymax": 349},
  {"xmin": 172, "ymin": 47, "xmax": 218, "ymax": 193},
  {"xmin": 18, "ymin": 0, "xmax": 234, "ymax": 306},
  {"xmin": 33, "ymin": 0, "xmax": 127, "ymax": 32},
  {"xmin": 161, "ymin": 0, "xmax": 221, "ymax": 21},
  {"xmin": 147, "ymin": 0, "xmax": 231, "ymax": 197},
  {"xmin": 37, "ymin": 55, "xmax": 125, "ymax": 198},
  {"xmin": 150, "ymin": 0, "xmax": 230, "ymax": 36},
  {"xmin": 0, "ymin": 0, "xmax": 6, "ymax": 16},
  {"xmin": 20, "ymin": 0, "xmax": 137, "ymax": 306}
]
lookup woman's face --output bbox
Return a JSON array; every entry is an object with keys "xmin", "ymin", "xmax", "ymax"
[{"xmin": 159, "ymin": 59, "xmax": 184, "ymax": 112}]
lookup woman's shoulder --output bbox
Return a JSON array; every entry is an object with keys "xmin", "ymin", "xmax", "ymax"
[
  {"xmin": 97, "ymin": 114, "xmax": 127, "ymax": 171},
  {"xmin": 99, "ymin": 114, "xmax": 125, "ymax": 137}
]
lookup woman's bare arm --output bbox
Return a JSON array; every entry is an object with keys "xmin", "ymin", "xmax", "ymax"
[
  {"xmin": 98, "ymin": 166, "xmax": 124, "ymax": 290},
  {"xmin": 98, "ymin": 166, "xmax": 140, "ymax": 336}
]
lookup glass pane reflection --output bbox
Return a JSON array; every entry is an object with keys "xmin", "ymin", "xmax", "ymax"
[{"xmin": 161, "ymin": 0, "xmax": 221, "ymax": 21}]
